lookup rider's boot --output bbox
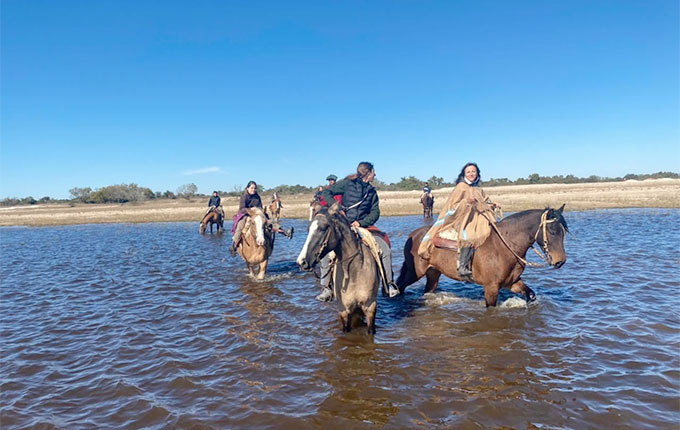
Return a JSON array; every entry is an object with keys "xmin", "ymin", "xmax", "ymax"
[{"xmin": 458, "ymin": 246, "xmax": 474, "ymax": 281}]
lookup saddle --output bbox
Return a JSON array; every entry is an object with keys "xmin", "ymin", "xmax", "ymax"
[{"xmin": 432, "ymin": 227, "xmax": 459, "ymax": 251}]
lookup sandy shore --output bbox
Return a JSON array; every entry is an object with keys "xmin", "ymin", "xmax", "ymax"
[{"xmin": 1, "ymin": 179, "xmax": 678, "ymax": 227}]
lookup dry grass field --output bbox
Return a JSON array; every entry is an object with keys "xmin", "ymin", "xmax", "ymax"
[{"xmin": 1, "ymin": 179, "xmax": 678, "ymax": 227}]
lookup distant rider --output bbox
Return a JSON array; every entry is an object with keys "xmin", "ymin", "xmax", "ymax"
[{"xmin": 207, "ymin": 191, "xmax": 224, "ymax": 218}]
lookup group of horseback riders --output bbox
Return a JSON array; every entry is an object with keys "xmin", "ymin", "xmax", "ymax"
[
  {"xmin": 307, "ymin": 161, "xmax": 500, "ymax": 302},
  {"xmin": 210, "ymin": 160, "xmax": 500, "ymax": 302}
]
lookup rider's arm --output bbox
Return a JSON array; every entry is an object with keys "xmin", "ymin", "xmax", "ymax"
[
  {"xmin": 238, "ymin": 193, "xmax": 249, "ymax": 214},
  {"xmin": 321, "ymin": 179, "xmax": 347, "ymax": 207}
]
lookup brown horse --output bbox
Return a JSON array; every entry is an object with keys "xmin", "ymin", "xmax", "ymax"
[
  {"xmin": 420, "ymin": 193, "xmax": 434, "ymax": 218},
  {"xmin": 397, "ymin": 206, "xmax": 568, "ymax": 306},
  {"xmin": 297, "ymin": 203, "xmax": 380, "ymax": 334},
  {"xmin": 237, "ymin": 208, "xmax": 275, "ymax": 279},
  {"xmin": 200, "ymin": 208, "xmax": 224, "ymax": 234}
]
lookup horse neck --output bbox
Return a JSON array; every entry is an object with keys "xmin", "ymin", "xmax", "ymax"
[
  {"xmin": 331, "ymin": 217, "xmax": 361, "ymax": 258},
  {"xmin": 496, "ymin": 210, "xmax": 543, "ymax": 254}
]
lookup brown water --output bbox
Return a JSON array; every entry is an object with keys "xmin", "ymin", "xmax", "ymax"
[{"xmin": 1, "ymin": 209, "xmax": 679, "ymax": 429}]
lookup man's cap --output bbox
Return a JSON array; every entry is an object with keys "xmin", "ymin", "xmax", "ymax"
[
  {"xmin": 326, "ymin": 174, "xmax": 337, "ymax": 181},
  {"xmin": 213, "ymin": 191, "xmax": 218, "ymax": 194}
]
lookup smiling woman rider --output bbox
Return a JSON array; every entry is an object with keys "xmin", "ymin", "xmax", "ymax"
[{"xmin": 418, "ymin": 162, "xmax": 500, "ymax": 279}]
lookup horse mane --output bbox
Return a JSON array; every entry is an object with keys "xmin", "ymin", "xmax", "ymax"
[{"xmin": 317, "ymin": 206, "xmax": 360, "ymax": 246}]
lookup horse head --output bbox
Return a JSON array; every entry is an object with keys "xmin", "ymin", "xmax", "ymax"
[
  {"xmin": 297, "ymin": 203, "xmax": 343, "ymax": 271},
  {"xmin": 246, "ymin": 208, "xmax": 267, "ymax": 246},
  {"xmin": 535, "ymin": 204, "xmax": 569, "ymax": 268}
]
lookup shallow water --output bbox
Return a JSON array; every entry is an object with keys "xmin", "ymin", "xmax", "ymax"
[{"xmin": 1, "ymin": 209, "xmax": 679, "ymax": 429}]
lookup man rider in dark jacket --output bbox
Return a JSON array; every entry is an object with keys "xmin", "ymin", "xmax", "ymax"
[{"xmin": 207, "ymin": 191, "xmax": 224, "ymax": 218}]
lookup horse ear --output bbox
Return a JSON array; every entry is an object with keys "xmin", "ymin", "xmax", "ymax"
[
  {"xmin": 328, "ymin": 202, "xmax": 340, "ymax": 216},
  {"xmin": 558, "ymin": 203, "xmax": 565, "ymax": 213}
]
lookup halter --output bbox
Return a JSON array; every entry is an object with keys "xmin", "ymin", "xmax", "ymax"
[{"xmin": 487, "ymin": 209, "xmax": 563, "ymax": 268}]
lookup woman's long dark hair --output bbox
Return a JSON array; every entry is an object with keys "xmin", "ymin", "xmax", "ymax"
[
  {"xmin": 345, "ymin": 161, "xmax": 374, "ymax": 181},
  {"xmin": 455, "ymin": 162, "xmax": 481, "ymax": 185},
  {"xmin": 245, "ymin": 181, "xmax": 258, "ymax": 194}
]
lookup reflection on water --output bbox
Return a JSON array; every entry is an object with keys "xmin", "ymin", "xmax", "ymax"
[{"xmin": 1, "ymin": 209, "xmax": 679, "ymax": 429}]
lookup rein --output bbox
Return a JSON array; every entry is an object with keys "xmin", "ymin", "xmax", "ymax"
[{"xmin": 485, "ymin": 210, "xmax": 559, "ymax": 268}]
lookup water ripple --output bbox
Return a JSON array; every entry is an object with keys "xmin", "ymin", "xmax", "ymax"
[{"xmin": 1, "ymin": 210, "xmax": 679, "ymax": 429}]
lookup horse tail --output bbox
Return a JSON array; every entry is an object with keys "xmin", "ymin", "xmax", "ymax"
[{"xmin": 396, "ymin": 236, "xmax": 419, "ymax": 293}]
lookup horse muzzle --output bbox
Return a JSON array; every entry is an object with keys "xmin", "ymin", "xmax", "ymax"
[{"xmin": 551, "ymin": 258, "xmax": 566, "ymax": 269}]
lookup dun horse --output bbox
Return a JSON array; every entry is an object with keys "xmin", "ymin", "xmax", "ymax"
[
  {"xmin": 236, "ymin": 208, "xmax": 275, "ymax": 279},
  {"xmin": 420, "ymin": 193, "xmax": 434, "ymax": 218},
  {"xmin": 397, "ymin": 206, "xmax": 568, "ymax": 306},
  {"xmin": 297, "ymin": 204, "xmax": 380, "ymax": 334},
  {"xmin": 200, "ymin": 208, "xmax": 223, "ymax": 234}
]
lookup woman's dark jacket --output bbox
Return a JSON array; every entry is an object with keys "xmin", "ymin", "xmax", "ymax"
[
  {"xmin": 321, "ymin": 178, "xmax": 379, "ymax": 227},
  {"xmin": 239, "ymin": 192, "xmax": 262, "ymax": 214}
]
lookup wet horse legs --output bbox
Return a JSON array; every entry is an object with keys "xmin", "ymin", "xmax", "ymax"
[
  {"xmin": 510, "ymin": 279, "xmax": 536, "ymax": 302},
  {"xmin": 363, "ymin": 302, "xmax": 377, "ymax": 335},
  {"xmin": 423, "ymin": 268, "xmax": 441, "ymax": 294}
]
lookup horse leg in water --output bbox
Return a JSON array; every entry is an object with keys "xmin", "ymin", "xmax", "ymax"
[
  {"xmin": 257, "ymin": 260, "xmax": 268, "ymax": 280},
  {"xmin": 396, "ymin": 237, "xmax": 424, "ymax": 294},
  {"xmin": 339, "ymin": 311, "xmax": 351, "ymax": 332},
  {"xmin": 510, "ymin": 279, "xmax": 536, "ymax": 302},
  {"xmin": 363, "ymin": 302, "xmax": 377, "ymax": 335},
  {"xmin": 424, "ymin": 268, "xmax": 442, "ymax": 294},
  {"xmin": 484, "ymin": 283, "xmax": 501, "ymax": 307}
]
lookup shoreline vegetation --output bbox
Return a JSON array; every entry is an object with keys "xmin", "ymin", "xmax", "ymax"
[{"xmin": 1, "ymin": 179, "xmax": 678, "ymax": 227}]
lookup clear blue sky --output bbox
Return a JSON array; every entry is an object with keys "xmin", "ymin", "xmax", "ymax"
[{"xmin": 1, "ymin": 0, "xmax": 678, "ymax": 199}]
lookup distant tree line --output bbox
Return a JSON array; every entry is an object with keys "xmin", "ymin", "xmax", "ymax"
[{"xmin": 2, "ymin": 171, "xmax": 678, "ymax": 206}]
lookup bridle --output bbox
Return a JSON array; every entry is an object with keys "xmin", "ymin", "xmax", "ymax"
[
  {"xmin": 487, "ymin": 209, "xmax": 565, "ymax": 268},
  {"xmin": 311, "ymin": 215, "xmax": 361, "ymax": 279},
  {"xmin": 242, "ymin": 214, "xmax": 269, "ymax": 247}
]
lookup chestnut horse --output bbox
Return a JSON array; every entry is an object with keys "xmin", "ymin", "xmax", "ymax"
[
  {"xmin": 297, "ymin": 204, "xmax": 380, "ymax": 334},
  {"xmin": 237, "ymin": 208, "xmax": 275, "ymax": 279},
  {"xmin": 397, "ymin": 206, "xmax": 568, "ymax": 306},
  {"xmin": 420, "ymin": 193, "xmax": 434, "ymax": 218},
  {"xmin": 200, "ymin": 208, "xmax": 223, "ymax": 234}
]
